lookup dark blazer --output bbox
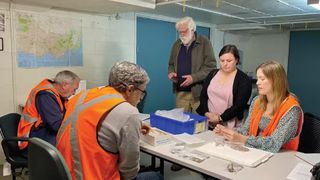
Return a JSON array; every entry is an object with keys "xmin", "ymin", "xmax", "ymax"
[{"xmin": 196, "ymin": 69, "xmax": 252, "ymax": 122}]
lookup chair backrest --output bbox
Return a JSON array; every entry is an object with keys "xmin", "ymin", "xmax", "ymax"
[
  {"xmin": 298, "ymin": 112, "xmax": 320, "ymax": 153},
  {"xmin": 0, "ymin": 113, "xmax": 22, "ymax": 155},
  {"xmin": 28, "ymin": 137, "xmax": 71, "ymax": 180}
]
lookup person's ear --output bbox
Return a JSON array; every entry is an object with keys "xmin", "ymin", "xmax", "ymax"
[
  {"xmin": 127, "ymin": 85, "xmax": 134, "ymax": 92},
  {"xmin": 125, "ymin": 85, "xmax": 134, "ymax": 97}
]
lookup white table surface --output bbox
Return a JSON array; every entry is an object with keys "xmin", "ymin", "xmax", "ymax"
[{"xmin": 140, "ymin": 130, "xmax": 312, "ymax": 180}]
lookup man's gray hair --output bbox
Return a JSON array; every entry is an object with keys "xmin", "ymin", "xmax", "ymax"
[
  {"xmin": 109, "ymin": 61, "xmax": 150, "ymax": 92},
  {"xmin": 54, "ymin": 70, "xmax": 80, "ymax": 85},
  {"xmin": 176, "ymin": 16, "xmax": 196, "ymax": 32}
]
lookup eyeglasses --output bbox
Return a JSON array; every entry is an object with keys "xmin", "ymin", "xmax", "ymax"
[
  {"xmin": 135, "ymin": 87, "xmax": 147, "ymax": 100},
  {"xmin": 120, "ymin": 82, "xmax": 147, "ymax": 100}
]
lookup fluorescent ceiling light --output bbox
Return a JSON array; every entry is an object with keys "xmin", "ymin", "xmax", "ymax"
[
  {"xmin": 175, "ymin": 2, "xmax": 259, "ymax": 23},
  {"xmin": 308, "ymin": 0, "xmax": 320, "ymax": 10},
  {"xmin": 110, "ymin": 0, "xmax": 156, "ymax": 9},
  {"xmin": 157, "ymin": 0, "xmax": 191, "ymax": 6}
]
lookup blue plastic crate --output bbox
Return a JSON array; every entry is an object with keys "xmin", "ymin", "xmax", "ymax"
[{"xmin": 150, "ymin": 112, "xmax": 208, "ymax": 135}]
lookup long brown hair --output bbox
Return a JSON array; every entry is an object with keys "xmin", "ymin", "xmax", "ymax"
[{"xmin": 256, "ymin": 61, "xmax": 289, "ymax": 115}]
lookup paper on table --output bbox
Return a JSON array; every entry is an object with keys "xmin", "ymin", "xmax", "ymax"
[
  {"xmin": 173, "ymin": 133, "xmax": 205, "ymax": 146},
  {"xmin": 287, "ymin": 163, "xmax": 312, "ymax": 180},
  {"xmin": 295, "ymin": 152, "xmax": 320, "ymax": 165},
  {"xmin": 136, "ymin": 113, "xmax": 150, "ymax": 121},
  {"xmin": 196, "ymin": 142, "xmax": 273, "ymax": 167}
]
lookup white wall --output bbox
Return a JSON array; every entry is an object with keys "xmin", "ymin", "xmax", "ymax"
[
  {"xmin": 212, "ymin": 29, "xmax": 225, "ymax": 66},
  {"xmin": 223, "ymin": 31, "xmax": 290, "ymax": 75},
  {"xmin": 0, "ymin": 3, "xmax": 136, "ymax": 164},
  {"xmin": 0, "ymin": 4, "xmax": 136, "ymax": 115}
]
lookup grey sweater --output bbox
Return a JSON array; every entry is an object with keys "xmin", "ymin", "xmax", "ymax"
[{"xmin": 97, "ymin": 102, "xmax": 142, "ymax": 180}]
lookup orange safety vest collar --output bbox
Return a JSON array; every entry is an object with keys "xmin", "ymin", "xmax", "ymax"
[
  {"xmin": 17, "ymin": 79, "xmax": 64, "ymax": 149},
  {"xmin": 249, "ymin": 95, "xmax": 303, "ymax": 151}
]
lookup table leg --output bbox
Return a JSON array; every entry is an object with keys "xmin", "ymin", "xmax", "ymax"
[
  {"xmin": 160, "ymin": 159, "xmax": 164, "ymax": 175},
  {"xmin": 151, "ymin": 155, "xmax": 156, "ymax": 169}
]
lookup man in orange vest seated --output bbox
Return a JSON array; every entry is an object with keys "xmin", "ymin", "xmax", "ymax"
[
  {"xmin": 56, "ymin": 61, "xmax": 163, "ymax": 180},
  {"xmin": 17, "ymin": 70, "xmax": 80, "ymax": 149}
]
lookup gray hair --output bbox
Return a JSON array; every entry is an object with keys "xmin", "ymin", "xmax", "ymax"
[
  {"xmin": 109, "ymin": 61, "xmax": 150, "ymax": 92},
  {"xmin": 54, "ymin": 70, "xmax": 80, "ymax": 85},
  {"xmin": 176, "ymin": 16, "xmax": 196, "ymax": 32}
]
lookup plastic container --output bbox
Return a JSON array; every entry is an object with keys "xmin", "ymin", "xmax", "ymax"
[{"xmin": 150, "ymin": 112, "xmax": 208, "ymax": 135}]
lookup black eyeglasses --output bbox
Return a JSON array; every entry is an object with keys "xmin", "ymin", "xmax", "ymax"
[
  {"xmin": 120, "ymin": 82, "xmax": 147, "ymax": 100},
  {"xmin": 135, "ymin": 87, "xmax": 147, "ymax": 100}
]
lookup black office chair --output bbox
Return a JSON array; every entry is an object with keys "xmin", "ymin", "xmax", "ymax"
[
  {"xmin": 28, "ymin": 137, "xmax": 71, "ymax": 180},
  {"xmin": 0, "ymin": 113, "xmax": 28, "ymax": 180},
  {"xmin": 298, "ymin": 112, "xmax": 320, "ymax": 153}
]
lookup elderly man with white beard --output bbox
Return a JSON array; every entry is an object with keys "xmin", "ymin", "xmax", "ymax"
[
  {"xmin": 168, "ymin": 16, "xmax": 216, "ymax": 114},
  {"xmin": 167, "ymin": 16, "xmax": 216, "ymax": 171}
]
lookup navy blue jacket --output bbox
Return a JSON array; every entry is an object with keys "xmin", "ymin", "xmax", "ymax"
[{"xmin": 29, "ymin": 91, "xmax": 66, "ymax": 145}]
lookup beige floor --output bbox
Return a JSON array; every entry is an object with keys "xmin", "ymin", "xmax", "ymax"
[{"xmin": 0, "ymin": 166, "xmax": 28, "ymax": 180}]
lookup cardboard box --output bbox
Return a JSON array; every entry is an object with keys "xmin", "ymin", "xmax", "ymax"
[
  {"xmin": 141, "ymin": 128, "xmax": 171, "ymax": 146},
  {"xmin": 150, "ymin": 112, "xmax": 208, "ymax": 135}
]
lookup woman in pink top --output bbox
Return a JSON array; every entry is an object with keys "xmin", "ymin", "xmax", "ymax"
[{"xmin": 197, "ymin": 45, "xmax": 252, "ymax": 129}]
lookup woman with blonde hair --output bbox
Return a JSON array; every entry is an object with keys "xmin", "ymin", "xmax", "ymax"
[{"xmin": 214, "ymin": 61, "xmax": 303, "ymax": 152}]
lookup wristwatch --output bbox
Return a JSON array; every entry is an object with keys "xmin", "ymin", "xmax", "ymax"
[{"xmin": 218, "ymin": 116, "xmax": 223, "ymax": 123}]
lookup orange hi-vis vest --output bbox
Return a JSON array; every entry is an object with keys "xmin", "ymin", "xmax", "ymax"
[
  {"xmin": 56, "ymin": 86, "xmax": 125, "ymax": 180},
  {"xmin": 249, "ymin": 94, "xmax": 303, "ymax": 151},
  {"xmin": 17, "ymin": 79, "xmax": 65, "ymax": 149}
]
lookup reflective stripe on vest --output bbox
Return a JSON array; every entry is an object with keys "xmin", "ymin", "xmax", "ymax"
[
  {"xmin": 57, "ymin": 90, "xmax": 124, "ymax": 179},
  {"xmin": 18, "ymin": 79, "xmax": 64, "ymax": 149}
]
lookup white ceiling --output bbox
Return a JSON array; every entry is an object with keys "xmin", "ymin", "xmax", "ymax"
[{"xmin": 1, "ymin": 0, "xmax": 320, "ymax": 31}]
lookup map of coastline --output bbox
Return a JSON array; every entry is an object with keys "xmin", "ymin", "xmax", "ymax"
[{"xmin": 16, "ymin": 12, "xmax": 83, "ymax": 68}]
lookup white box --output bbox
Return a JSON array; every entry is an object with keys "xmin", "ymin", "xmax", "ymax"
[{"xmin": 141, "ymin": 128, "xmax": 171, "ymax": 146}]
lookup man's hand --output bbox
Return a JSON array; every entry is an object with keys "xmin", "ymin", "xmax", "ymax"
[
  {"xmin": 180, "ymin": 75, "xmax": 193, "ymax": 87},
  {"xmin": 141, "ymin": 124, "xmax": 151, "ymax": 135},
  {"xmin": 168, "ymin": 72, "xmax": 178, "ymax": 83}
]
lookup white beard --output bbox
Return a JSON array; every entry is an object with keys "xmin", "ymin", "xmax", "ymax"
[{"xmin": 180, "ymin": 33, "xmax": 193, "ymax": 45}]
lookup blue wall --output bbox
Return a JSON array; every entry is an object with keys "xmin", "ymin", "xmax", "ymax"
[{"xmin": 288, "ymin": 31, "xmax": 320, "ymax": 116}]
